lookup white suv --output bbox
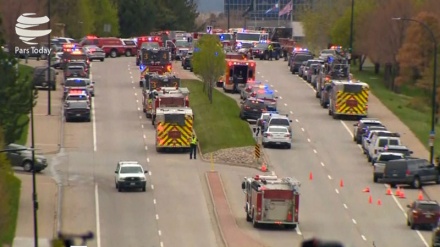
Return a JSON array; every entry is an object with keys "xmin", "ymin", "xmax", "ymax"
[{"xmin": 114, "ymin": 161, "xmax": 148, "ymax": 192}]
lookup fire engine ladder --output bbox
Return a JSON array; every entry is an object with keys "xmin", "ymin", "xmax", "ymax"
[{"xmin": 281, "ymin": 177, "xmax": 301, "ymax": 191}]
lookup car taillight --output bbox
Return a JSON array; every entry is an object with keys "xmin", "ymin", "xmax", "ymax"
[
  {"xmin": 405, "ymin": 169, "xmax": 410, "ymax": 176},
  {"xmin": 66, "ymin": 72, "xmax": 71, "ymax": 76},
  {"xmin": 412, "ymin": 210, "xmax": 418, "ymax": 216},
  {"xmin": 287, "ymin": 211, "xmax": 293, "ymax": 221},
  {"xmin": 245, "ymin": 106, "xmax": 250, "ymax": 109},
  {"xmin": 285, "ymin": 134, "xmax": 291, "ymax": 138},
  {"xmin": 264, "ymin": 133, "xmax": 272, "ymax": 137}
]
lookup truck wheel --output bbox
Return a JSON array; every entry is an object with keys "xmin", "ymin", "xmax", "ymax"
[
  {"xmin": 23, "ymin": 161, "xmax": 33, "ymax": 172},
  {"xmin": 110, "ymin": 50, "xmax": 117, "ymax": 58},
  {"xmin": 125, "ymin": 50, "xmax": 132, "ymax": 57},
  {"xmin": 100, "ymin": 58, "xmax": 105, "ymax": 62},
  {"xmin": 252, "ymin": 212, "xmax": 259, "ymax": 228},
  {"xmin": 412, "ymin": 176, "xmax": 421, "ymax": 189},
  {"xmin": 246, "ymin": 213, "xmax": 252, "ymax": 222},
  {"xmin": 373, "ymin": 175, "xmax": 378, "ymax": 183}
]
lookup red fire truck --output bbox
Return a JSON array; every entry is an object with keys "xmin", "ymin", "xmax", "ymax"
[
  {"xmin": 138, "ymin": 48, "xmax": 172, "ymax": 84},
  {"xmin": 151, "ymin": 90, "xmax": 190, "ymax": 126},
  {"xmin": 218, "ymin": 59, "xmax": 256, "ymax": 92},
  {"xmin": 241, "ymin": 175, "xmax": 300, "ymax": 229},
  {"xmin": 136, "ymin": 36, "xmax": 163, "ymax": 65}
]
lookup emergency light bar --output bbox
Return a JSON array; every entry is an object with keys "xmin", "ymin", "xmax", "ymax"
[
  {"xmin": 294, "ymin": 47, "xmax": 308, "ymax": 51},
  {"xmin": 86, "ymin": 35, "xmax": 97, "ymax": 39},
  {"xmin": 228, "ymin": 61, "xmax": 255, "ymax": 67},
  {"xmin": 69, "ymin": 89, "xmax": 87, "ymax": 94}
]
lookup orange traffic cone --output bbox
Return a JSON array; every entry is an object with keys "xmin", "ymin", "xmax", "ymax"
[
  {"xmin": 340, "ymin": 179, "xmax": 344, "ymax": 188},
  {"xmin": 418, "ymin": 190, "xmax": 424, "ymax": 200},
  {"xmin": 362, "ymin": 186, "xmax": 370, "ymax": 193},
  {"xmin": 395, "ymin": 187, "xmax": 401, "ymax": 197},
  {"xmin": 399, "ymin": 188, "xmax": 406, "ymax": 199},
  {"xmin": 309, "ymin": 172, "xmax": 313, "ymax": 180},
  {"xmin": 377, "ymin": 199, "xmax": 382, "ymax": 205},
  {"xmin": 386, "ymin": 187, "xmax": 392, "ymax": 195},
  {"xmin": 368, "ymin": 195, "xmax": 373, "ymax": 204},
  {"xmin": 260, "ymin": 163, "xmax": 267, "ymax": 172}
]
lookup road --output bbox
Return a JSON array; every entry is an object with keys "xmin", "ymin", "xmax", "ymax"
[
  {"xmin": 60, "ymin": 57, "xmax": 220, "ymax": 247},
  {"xmin": 249, "ymin": 59, "xmax": 434, "ymax": 247}
]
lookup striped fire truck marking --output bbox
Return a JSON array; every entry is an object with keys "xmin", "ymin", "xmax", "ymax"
[
  {"xmin": 141, "ymin": 67, "xmax": 149, "ymax": 77},
  {"xmin": 335, "ymin": 89, "xmax": 369, "ymax": 115},
  {"xmin": 156, "ymin": 115, "xmax": 193, "ymax": 148}
]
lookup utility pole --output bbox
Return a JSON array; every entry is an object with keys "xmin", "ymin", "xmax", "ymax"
[
  {"xmin": 30, "ymin": 87, "xmax": 39, "ymax": 247},
  {"xmin": 349, "ymin": 0, "xmax": 354, "ymax": 63},
  {"xmin": 47, "ymin": 0, "xmax": 52, "ymax": 115},
  {"xmin": 227, "ymin": 0, "xmax": 230, "ymax": 30}
]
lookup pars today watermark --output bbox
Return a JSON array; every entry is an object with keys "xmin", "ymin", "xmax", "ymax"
[{"xmin": 14, "ymin": 13, "xmax": 52, "ymax": 56}]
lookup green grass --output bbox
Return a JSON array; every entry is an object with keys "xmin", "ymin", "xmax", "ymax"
[
  {"xmin": 182, "ymin": 80, "xmax": 255, "ymax": 153},
  {"xmin": 0, "ymin": 174, "xmax": 21, "ymax": 246},
  {"xmin": 352, "ymin": 66, "xmax": 439, "ymax": 156}
]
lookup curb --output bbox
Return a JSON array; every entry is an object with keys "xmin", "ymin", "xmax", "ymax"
[{"xmin": 205, "ymin": 171, "xmax": 229, "ymax": 247}]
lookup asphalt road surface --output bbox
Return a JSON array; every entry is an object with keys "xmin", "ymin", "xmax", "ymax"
[
  {"xmin": 61, "ymin": 58, "xmax": 220, "ymax": 247},
  {"xmin": 249, "ymin": 59, "xmax": 434, "ymax": 247}
]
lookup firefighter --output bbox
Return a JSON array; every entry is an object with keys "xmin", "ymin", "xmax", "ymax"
[
  {"xmin": 189, "ymin": 134, "xmax": 198, "ymax": 159},
  {"xmin": 268, "ymin": 43, "xmax": 274, "ymax": 60}
]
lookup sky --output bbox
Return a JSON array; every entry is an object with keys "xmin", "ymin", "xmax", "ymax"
[{"xmin": 196, "ymin": 0, "xmax": 224, "ymax": 12}]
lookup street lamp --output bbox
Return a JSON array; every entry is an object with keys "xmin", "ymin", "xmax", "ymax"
[
  {"xmin": 30, "ymin": 86, "xmax": 39, "ymax": 247},
  {"xmin": 47, "ymin": 0, "xmax": 52, "ymax": 116},
  {"xmin": 392, "ymin": 17, "xmax": 438, "ymax": 164},
  {"xmin": 349, "ymin": 0, "xmax": 354, "ymax": 62}
]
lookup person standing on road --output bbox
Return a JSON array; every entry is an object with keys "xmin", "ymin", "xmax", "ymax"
[
  {"xmin": 190, "ymin": 134, "xmax": 198, "ymax": 159},
  {"xmin": 268, "ymin": 44, "xmax": 274, "ymax": 60}
]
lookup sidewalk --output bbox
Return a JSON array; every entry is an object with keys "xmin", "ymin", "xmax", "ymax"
[{"xmin": 13, "ymin": 59, "xmax": 62, "ymax": 247}]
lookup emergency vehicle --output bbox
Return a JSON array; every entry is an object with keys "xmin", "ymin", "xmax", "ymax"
[
  {"xmin": 151, "ymin": 90, "xmax": 190, "ymax": 125},
  {"xmin": 135, "ymin": 36, "xmax": 163, "ymax": 65},
  {"xmin": 79, "ymin": 35, "xmax": 136, "ymax": 58},
  {"xmin": 234, "ymin": 30, "xmax": 269, "ymax": 48},
  {"xmin": 61, "ymin": 44, "xmax": 89, "ymax": 69},
  {"xmin": 219, "ymin": 59, "xmax": 256, "ymax": 92},
  {"xmin": 142, "ymin": 74, "xmax": 183, "ymax": 118},
  {"xmin": 328, "ymin": 80, "xmax": 369, "ymax": 119},
  {"xmin": 155, "ymin": 107, "xmax": 193, "ymax": 152},
  {"xmin": 138, "ymin": 48, "xmax": 172, "ymax": 83},
  {"xmin": 241, "ymin": 175, "xmax": 300, "ymax": 229}
]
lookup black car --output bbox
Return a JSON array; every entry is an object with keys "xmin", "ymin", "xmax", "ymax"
[
  {"xmin": 289, "ymin": 53, "xmax": 314, "ymax": 73},
  {"xmin": 251, "ymin": 42, "xmax": 281, "ymax": 60},
  {"xmin": 64, "ymin": 101, "xmax": 91, "ymax": 122},
  {"xmin": 353, "ymin": 118, "xmax": 384, "ymax": 144},
  {"xmin": 64, "ymin": 66, "xmax": 88, "ymax": 79},
  {"xmin": 182, "ymin": 55, "xmax": 193, "ymax": 71},
  {"xmin": 33, "ymin": 66, "xmax": 57, "ymax": 90},
  {"xmin": 239, "ymin": 98, "xmax": 268, "ymax": 120}
]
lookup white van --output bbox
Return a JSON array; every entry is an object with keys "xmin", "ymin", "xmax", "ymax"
[{"xmin": 367, "ymin": 135, "xmax": 402, "ymax": 162}]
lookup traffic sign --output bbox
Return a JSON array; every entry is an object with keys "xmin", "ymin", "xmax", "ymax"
[
  {"xmin": 254, "ymin": 144, "xmax": 261, "ymax": 159},
  {"xmin": 206, "ymin": 26, "xmax": 212, "ymax": 34}
]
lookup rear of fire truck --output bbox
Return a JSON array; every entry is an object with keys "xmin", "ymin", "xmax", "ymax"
[
  {"xmin": 139, "ymin": 49, "xmax": 172, "ymax": 84},
  {"xmin": 242, "ymin": 175, "xmax": 300, "ymax": 229},
  {"xmin": 155, "ymin": 108, "xmax": 193, "ymax": 152}
]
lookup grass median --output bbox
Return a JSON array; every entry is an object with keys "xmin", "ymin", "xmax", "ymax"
[
  {"xmin": 352, "ymin": 65, "xmax": 437, "ymax": 156},
  {"xmin": 182, "ymin": 80, "xmax": 255, "ymax": 153},
  {"xmin": 16, "ymin": 64, "xmax": 34, "ymax": 145}
]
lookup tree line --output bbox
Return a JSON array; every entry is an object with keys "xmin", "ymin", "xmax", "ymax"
[
  {"xmin": 0, "ymin": 0, "xmax": 199, "ymax": 43},
  {"xmin": 299, "ymin": 0, "xmax": 440, "ymax": 101}
]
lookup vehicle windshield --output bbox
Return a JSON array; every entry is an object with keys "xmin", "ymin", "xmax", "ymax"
[
  {"xmin": 123, "ymin": 40, "xmax": 136, "ymax": 46},
  {"xmin": 245, "ymin": 100, "xmax": 266, "ymax": 109},
  {"xmin": 120, "ymin": 166, "xmax": 143, "ymax": 174},
  {"xmin": 268, "ymin": 127, "xmax": 288, "ymax": 133},
  {"xmin": 240, "ymin": 43, "xmax": 253, "ymax": 48},
  {"xmin": 256, "ymin": 93, "xmax": 275, "ymax": 100},
  {"xmin": 379, "ymin": 154, "xmax": 403, "ymax": 161},
  {"xmin": 218, "ymin": 34, "xmax": 232, "ymax": 41},
  {"xmin": 321, "ymin": 49, "xmax": 335, "ymax": 54},
  {"xmin": 65, "ymin": 79, "xmax": 88, "ymax": 87},
  {"xmin": 175, "ymin": 40, "xmax": 191, "ymax": 47},
  {"xmin": 418, "ymin": 203, "xmax": 440, "ymax": 211},
  {"xmin": 255, "ymin": 43, "xmax": 268, "ymax": 48},
  {"xmin": 295, "ymin": 55, "xmax": 313, "ymax": 62},
  {"xmin": 236, "ymin": 33, "xmax": 260, "ymax": 41},
  {"xmin": 270, "ymin": 118, "xmax": 289, "ymax": 126},
  {"xmin": 66, "ymin": 95, "xmax": 87, "ymax": 101},
  {"xmin": 141, "ymin": 42, "xmax": 160, "ymax": 49},
  {"xmin": 67, "ymin": 101, "xmax": 89, "ymax": 109}
]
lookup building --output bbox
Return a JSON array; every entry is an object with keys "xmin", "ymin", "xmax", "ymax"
[{"xmin": 224, "ymin": 0, "xmax": 313, "ymax": 21}]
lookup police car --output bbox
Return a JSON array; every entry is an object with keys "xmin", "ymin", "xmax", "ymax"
[
  {"xmin": 239, "ymin": 97, "xmax": 267, "ymax": 121},
  {"xmin": 240, "ymin": 82, "xmax": 265, "ymax": 99},
  {"xmin": 251, "ymin": 89, "xmax": 278, "ymax": 111}
]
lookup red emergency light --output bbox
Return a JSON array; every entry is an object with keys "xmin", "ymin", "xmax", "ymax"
[
  {"xmin": 139, "ymin": 36, "xmax": 161, "ymax": 42},
  {"xmin": 86, "ymin": 35, "xmax": 98, "ymax": 39},
  {"xmin": 69, "ymin": 89, "xmax": 87, "ymax": 95}
]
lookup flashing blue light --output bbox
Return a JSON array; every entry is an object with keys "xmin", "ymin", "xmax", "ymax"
[
  {"xmin": 140, "ymin": 64, "xmax": 145, "ymax": 71},
  {"xmin": 265, "ymin": 90, "xmax": 274, "ymax": 95},
  {"xmin": 236, "ymin": 42, "xmax": 242, "ymax": 47},
  {"xmin": 220, "ymin": 35, "xmax": 224, "ymax": 40}
]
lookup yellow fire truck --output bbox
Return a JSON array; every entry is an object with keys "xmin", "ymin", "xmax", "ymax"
[
  {"xmin": 155, "ymin": 107, "xmax": 194, "ymax": 152},
  {"xmin": 328, "ymin": 80, "xmax": 369, "ymax": 119}
]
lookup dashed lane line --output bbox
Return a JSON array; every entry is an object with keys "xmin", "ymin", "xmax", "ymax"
[
  {"xmin": 321, "ymin": 162, "xmax": 325, "ymax": 167},
  {"xmin": 301, "ymin": 128, "xmax": 305, "ymax": 132},
  {"xmin": 307, "ymin": 138, "xmax": 311, "ymax": 142},
  {"xmin": 147, "ymin": 157, "xmax": 150, "ymax": 162},
  {"xmin": 284, "ymin": 103, "xmax": 287, "ymax": 106},
  {"xmin": 328, "ymin": 175, "xmax": 332, "ymax": 180},
  {"xmin": 95, "ymin": 183, "xmax": 101, "ymax": 247},
  {"xmin": 335, "ymin": 189, "xmax": 340, "ymax": 194},
  {"xmin": 313, "ymin": 149, "xmax": 317, "ymax": 154},
  {"xmin": 343, "ymin": 204, "xmax": 348, "ymax": 209}
]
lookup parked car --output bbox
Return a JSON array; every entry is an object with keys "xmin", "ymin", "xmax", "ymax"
[
  {"xmin": 262, "ymin": 126, "xmax": 292, "ymax": 149},
  {"xmin": 4, "ymin": 143, "xmax": 48, "ymax": 172},
  {"xmin": 407, "ymin": 200, "xmax": 440, "ymax": 230}
]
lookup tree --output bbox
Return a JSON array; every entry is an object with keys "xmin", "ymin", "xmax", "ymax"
[
  {"xmin": 355, "ymin": 0, "xmax": 414, "ymax": 89},
  {"xmin": 0, "ymin": 51, "xmax": 36, "ymax": 144},
  {"xmin": 117, "ymin": 0, "xmax": 156, "ymax": 37},
  {"xmin": 90, "ymin": 0, "xmax": 120, "ymax": 37},
  {"xmin": 396, "ymin": 11, "xmax": 440, "ymax": 97},
  {"xmin": 192, "ymin": 34, "xmax": 225, "ymax": 104},
  {"xmin": 50, "ymin": 0, "xmax": 96, "ymax": 38}
]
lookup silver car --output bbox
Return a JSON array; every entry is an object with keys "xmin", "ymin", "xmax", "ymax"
[
  {"xmin": 262, "ymin": 126, "xmax": 292, "ymax": 149},
  {"xmin": 64, "ymin": 77, "xmax": 95, "ymax": 97},
  {"xmin": 82, "ymin": 45, "xmax": 105, "ymax": 61}
]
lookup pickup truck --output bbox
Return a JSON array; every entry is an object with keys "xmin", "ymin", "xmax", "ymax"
[{"xmin": 373, "ymin": 146, "xmax": 413, "ymax": 182}]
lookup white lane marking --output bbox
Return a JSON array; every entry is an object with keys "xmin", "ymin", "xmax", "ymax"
[
  {"xmin": 139, "ymin": 116, "xmax": 142, "ymax": 119},
  {"xmin": 327, "ymin": 175, "xmax": 332, "ymax": 180},
  {"xmin": 313, "ymin": 149, "xmax": 317, "ymax": 154},
  {"xmin": 279, "ymin": 96, "xmax": 283, "ymax": 99},
  {"xmin": 153, "ymin": 199, "xmax": 156, "ymax": 204},
  {"xmin": 158, "ymin": 230, "xmax": 162, "ymax": 236},
  {"xmin": 307, "ymin": 138, "xmax": 311, "ymax": 142},
  {"xmin": 321, "ymin": 162, "xmax": 325, "ymax": 167},
  {"xmin": 134, "ymin": 92, "xmax": 137, "ymax": 96},
  {"xmin": 147, "ymin": 158, "xmax": 150, "ymax": 163},
  {"xmin": 335, "ymin": 189, "xmax": 340, "ymax": 194},
  {"xmin": 295, "ymin": 119, "xmax": 299, "ymax": 122},
  {"xmin": 156, "ymin": 214, "xmax": 159, "ymax": 220},
  {"xmin": 257, "ymin": 72, "xmax": 260, "ymax": 74},
  {"xmin": 145, "ymin": 146, "xmax": 148, "ymax": 150},
  {"xmin": 275, "ymin": 89, "xmax": 278, "ymax": 93},
  {"xmin": 301, "ymin": 128, "xmax": 305, "ymax": 132},
  {"xmin": 95, "ymin": 184, "xmax": 101, "ymax": 247},
  {"xmin": 160, "ymin": 242, "xmax": 164, "ymax": 247},
  {"xmin": 361, "ymin": 235, "xmax": 367, "ymax": 241},
  {"xmin": 261, "ymin": 75, "xmax": 264, "ymax": 78},
  {"xmin": 290, "ymin": 111, "xmax": 293, "ymax": 114},
  {"xmin": 265, "ymin": 80, "xmax": 269, "ymax": 82},
  {"xmin": 295, "ymin": 225, "xmax": 302, "ymax": 235},
  {"xmin": 136, "ymin": 99, "xmax": 139, "ymax": 103},
  {"xmin": 343, "ymin": 203, "xmax": 348, "ymax": 209},
  {"xmin": 284, "ymin": 103, "xmax": 287, "ymax": 106},
  {"xmin": 129, "ymin": 71, "xmax": 132, "ymax": 74},
  {"xmin": 151, "ymin": 184, "xmax": 154, "ymax": 190},
  {"xmin": 141, "ymin": 124, "xmax": 144, "ymax": 129},
  {"xmin": 340, "ymin": 120, "xmax": 354, "ymax": 138},
  {"xmin": 138, "ymin": 107, "xmax": 141, "ymax": 111},
  {"xmin": 143, "ymin": 134, "xmax": 146, "ymax": 139},
  {"xmin": 92, "ymin": 97, "xmax": 97, "ymax": 152},
  {"xmin": 130, "ymin": 75, "xmax": 133, "ymax": 79},
  {"xmin": 149, "ymin": 171, "xmax": 152, "ymax": 176},
  {"xmin": 357, "ymin": 144, "xmax": 363, "ymax": 152},
  {"xmin": 352, "ymin": 219, "xmax": 357, "ymax": 224},
  {"xmin": 133, "ymin": 86, "xmax": 136, "ymax": 89},
  {"xmin": 131, "ymin": 81, "xmax": 134, "ymax": 83},
  {"xmin": 382, "ymin": 185, "xmax": 429, "ymax": 245}
]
